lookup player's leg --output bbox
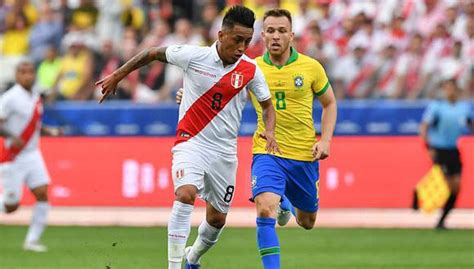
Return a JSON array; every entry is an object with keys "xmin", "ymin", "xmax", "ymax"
[
  {"xmin": 285, "ymin": 159, "xmax": 320, "ymax": 230},
  {"xmin": 436, "ymin": 149, "xmax": 462, "ymax": 229},
  {"xmin": 277, "ymin": 195, "xmax": 295, "ymax": 226},
  {"xmin": 0, "ymin": 162, "xmax": 24, "ymax": 214},
  {"xmin": 185, "ymin": 202, "xmax": 227, "ymax": 268},
  {"xmin": 23, "ymin": 152, "xmax": 51, "ymax": 252},
  {"xmin": 185, "ymin": 154, "xmax": 236, "ymax": 268},
  {"xmin": 168, "ymin": 148, "xmax": 206, "ymax": 269},
  {"xmin": 252, "ymin": 154, "xmax": 287, "ymax": 269}
]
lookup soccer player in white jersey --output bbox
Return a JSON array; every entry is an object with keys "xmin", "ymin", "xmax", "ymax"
[
  {"xmin": 0, "ymin": 60, "xmax": 61, "ymax": 252},
  {"xmin": 96, "ymin": 6, "xmax": 280, "ymax": 269}
]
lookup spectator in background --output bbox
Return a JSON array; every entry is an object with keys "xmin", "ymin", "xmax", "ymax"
[
  {"xmin": 37, "ymin": 46, "xmax": 61, "ymax": 98},
  {"xmin": 70, "ymin": 0, "xmax": 98, "ymax": 31},
  {"xmin": 393, "ymin": 34, "xmax": 431, "ymax": 99},
  {"xmin": 96, "ymin": 0, "xmax": 123, "ymax": 46},
  {"xmin": 333, "ymin": 38, "xmax": 376, "ymax": 99},
  {"xmin": 28, "ymin": 2, "xmax": 63, "ymax": 64},
  {"xmin": 52, "ymin": 37, "xmax": 94, "ymax": 101},
  {"xmin": 121, "ymin": 0, "xmax": 145, "ymax": 34},
  {"xmin": 302, "ymin": 23, "xmax": 337, "ymax": 78},
  {"xmin": 2, "ymin": 12, "xmax": 30, "ymax": 56},
  {"xmin": 372, "ymin": 44, "xmax": 399, "ymax": 98}
]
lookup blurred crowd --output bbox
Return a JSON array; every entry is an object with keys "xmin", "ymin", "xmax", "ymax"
[{"xmin": 0, "ymin": 0, "xmax": 472, "ymax": 102}]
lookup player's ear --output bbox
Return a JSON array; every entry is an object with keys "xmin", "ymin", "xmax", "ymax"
[
  {"xmin": 289, "ymin": 31, "xmax": 295, "ymax": 43},
  {"xmin": 218, "ymin": 30, "xmax": 224, "ymax": 43}
]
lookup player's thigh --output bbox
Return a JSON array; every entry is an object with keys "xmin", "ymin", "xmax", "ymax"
[
  {"xmin": 0, "ymin": 161, "xmax": 27, "ymax": 205},
  {"xmin": 203, "ymin": 155, "xmax": 238, "ymax": 214},
  {"xmin": 251, "ymin": 154, "xmax": 286, "ymax": 200},
  {"xmin": 25, "ymin": 153, "xmax": 51, "ymax": 200},
  {"xmin": 285, "ymin": 159, "xmax": 320, "ymax": 213},
  {"xmin": 171, "ymin": 148, "xmax": 206, "ymax": 200}
]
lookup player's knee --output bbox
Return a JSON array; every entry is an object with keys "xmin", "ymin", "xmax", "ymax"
[
  {"xmin": 175, "ymin": 186, "xmax": 197, "ymax": 205},
  {"xmin": 4, "ymin": 203, "xmax": 20, "ymax": 214},
  {"xmin": 298, "ymin": 215, "xmax": 317, "ymax": 230},
  {"xmin": 255, "ymin": 201, "xmax": 277, "ymax": 218}
]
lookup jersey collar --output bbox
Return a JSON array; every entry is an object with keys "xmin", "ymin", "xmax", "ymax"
[
  {"xmin": 211, "ymin": 42, "xmax": 221, "ymax": 63},
  {"xmin": 263, "ymin": 47, "xmax": 298, "ymax": 69}
]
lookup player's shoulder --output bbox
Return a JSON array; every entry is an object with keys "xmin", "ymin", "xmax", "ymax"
[
  {"xmin": 297, "ymin": 53, "xmax": 324, "ymax": 69},
  {"xmin": 241, "ymin": 54, "xmax": 258, "ymax": 66},
  {"xmin": 0, "ymin": 84, "xmax": 21, "ymax": 101}
]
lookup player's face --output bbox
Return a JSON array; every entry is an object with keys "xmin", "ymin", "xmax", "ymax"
[
  {"xmin": 442, "ymin": 80, "xmax": 457, "ymax": 100},
  {"xmin": 262, "ymin": 16, "xmax": 294, "ymax": 57},
  {"xmin": 15, "ymin": 63, "xmax": 36, "ymax": 90},
  {"xmin": 218, "ymin": 24, "xmax": 253, "ymax": 65}
]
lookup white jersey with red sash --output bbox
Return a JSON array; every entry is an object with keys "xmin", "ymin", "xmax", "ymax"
[
  {"xmin": 0, "ymin": 84, "xmax": 43, "ymax": 163},
  {"xmin": 167, "ymin": 43, "xmax": 271, "ymax": 155}
]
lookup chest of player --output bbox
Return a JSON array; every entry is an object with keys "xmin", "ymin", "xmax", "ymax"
[{"xmin": 265, "ymin": 70, "xmax": 313, "ymax": 109}]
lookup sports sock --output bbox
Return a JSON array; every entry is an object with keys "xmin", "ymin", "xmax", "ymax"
[
  {"xmin": 437, "ymin": 193, "xmax": 457, "ymax": 227},
  {"xmin": 168, "ymin": 201, "xmax": 194, "ymax": 269},
  {"xmin": 256, "ymin": 217, "xmax": 280, "ymax": 269},
  {"xmin": 187, "ymin": 220, "xmax": 223, "ymax": 264},
  {"xmin": 0, "ymin": 194, "xmax": 4, "ymax": 213},
  {"xmin": 280, "ymin": 195, "xmax": 295, "ymax": 216},
  {"xmin": 25, "ymin": 202, "xmax": 49, "ymax": 243}
]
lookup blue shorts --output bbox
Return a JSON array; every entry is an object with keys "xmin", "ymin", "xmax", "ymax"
[{"xmin": 251, "ymin": 154, "xmax": 320, "ymax": 213}]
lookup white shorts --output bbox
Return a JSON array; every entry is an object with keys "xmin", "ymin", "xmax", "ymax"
[
  {"xmin": 0, "ymin": 150, "xmax": 50, "ymax": 205},
  {"xmin": 172, "ymin": 143, "xmax": 238, "ymax": 214}
]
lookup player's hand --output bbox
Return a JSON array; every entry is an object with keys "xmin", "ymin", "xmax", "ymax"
[
  {"xmin": 312, "ymin": 140, "xmax": 330, "ymax": 161},
  {"xmin": 49, "ymin": 128, "xmax": 64, "ymax": 136},
  {"xmin": 11, "ymin": 137, "xmax": 24, "ymax": 149},
  {"xmin": 176, "ymin": 88, "xmax": 184, "ymax": 104},
  {"xmin": 259, "ymin": 131, "xmax": 281, "ymax": 154},
  {"xmin": 96, "ymin": 73, "xmax": 120, "ymax": 103}
]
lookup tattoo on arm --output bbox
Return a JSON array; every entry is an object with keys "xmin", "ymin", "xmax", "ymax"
[{"xmin": 114, "ymin": 47, "xmax": 168, "ymax": 80}]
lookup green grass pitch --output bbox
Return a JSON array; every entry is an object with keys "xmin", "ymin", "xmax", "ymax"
[{"xmin": 0, "ymin": 225, "xmax": 473, "ymax": 269}]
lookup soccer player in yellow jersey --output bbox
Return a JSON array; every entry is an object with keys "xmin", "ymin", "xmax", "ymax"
[{"xmin": 250, "ymin": 9, "xmax": 337, "ymax": 269}]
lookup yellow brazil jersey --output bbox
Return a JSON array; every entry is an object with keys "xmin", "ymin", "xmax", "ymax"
[{"xmin": 250, "ymin": 48, "xmax": 330, "ymax": 161}]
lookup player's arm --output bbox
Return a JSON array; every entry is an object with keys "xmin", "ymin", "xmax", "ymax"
[
  {"xmin": 314, "ymin": 84, "xmax": 337, "ymax": 160},
  {"xmin": 0, "ymin": 119, "xmax": 24, "ymax": 148},
  {"xmin": 257, "ymin": 98, "xmax": 281, "ymax": 154},
  {"xmin": 420, "ymin": 102, "xmax": 438, "ymax": 148},
  {"xmin": 41, "ymin": 126, "xmax": 63, "ymax": 136},
  {"xmin": 96, "ymin": 47, "xmax": 168, "ymax": 103}
]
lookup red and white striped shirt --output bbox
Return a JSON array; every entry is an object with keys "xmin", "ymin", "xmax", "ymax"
[
  {"xmin": 166, "ymin": 43, "xmax": 271, "ymax": 155},
  {"xmin": 0, "ymin": 84, "xmax": 43, "ymax": 161}
]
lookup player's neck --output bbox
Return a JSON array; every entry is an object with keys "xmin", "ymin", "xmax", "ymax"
[
  {"xmin": 269, "ymin": 48, "xmax": 291, "ymax": 67},
  {"xmin": 19, "ymin": 83, "xmax": 32, "ymax": 93}
]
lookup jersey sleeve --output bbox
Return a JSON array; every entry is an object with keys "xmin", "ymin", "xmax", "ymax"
[
  {"xmin": 165, "ymin": 45, "xmax": 196, "ymax": 71},
  {"xmin": 311, "ymin": 61, "xmax": 330, "ymax": 96},
  {"xmin": 422, "ymin": 102, "xmax": 438, "ymax": 124},
  {"xmin": 248, "ymin": 65, "xmax": 271, "ymax": 102}
]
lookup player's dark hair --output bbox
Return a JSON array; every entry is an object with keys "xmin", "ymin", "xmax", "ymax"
[
  {"xmin": 222, "ymin": 5, "xmax": 255, "ymax": 29},
  {"xmin": 263, "ymin": 8, "xmax": 292, "ymax": 26}
]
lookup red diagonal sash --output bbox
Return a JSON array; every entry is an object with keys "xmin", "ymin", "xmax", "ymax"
[
  {"xmin": 347, "ymin": 64, "xmax": 374, "ymax": 96},
  {"xmin": 0, "ymin": 98, "xmax": 42, "ymax": 162},
  {"xmin": 175, "ymin": 60, "xmax": 256, "ymax": 145}
]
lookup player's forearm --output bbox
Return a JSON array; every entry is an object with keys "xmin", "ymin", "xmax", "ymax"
[
  {"xmin": 261, "ymin": 99, "xmax": 276, "ymax": 134},
  {"xmin": 419, "ymin": 123, "xmax": 428, "ymax": 141},
  {"xmin": 113, "ymin": 47, "xmax": 168, "ymax": 81},
  {"xmin": 320, "ymin": 101, "xmax": 337, "ymax": 142}
]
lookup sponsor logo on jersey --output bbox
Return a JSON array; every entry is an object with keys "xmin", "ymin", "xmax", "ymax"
[
  {"xmin": 231, "ymin": 72, "xmax": 244, "ymax": 89},
  {"xmin": 293, "ymin": 74, "xmax": 304, "ymax": 89}
]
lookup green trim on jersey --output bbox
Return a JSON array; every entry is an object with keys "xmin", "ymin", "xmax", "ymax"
[
  {"xmin": 263, "ymin": 47, "xmax": 299, "ymax": 69},
  {"xmin": 316, "ymin": 81, "xmax": 330, "ymax": 96},
  {"xmin": 259, "ymin": 246, "xmax": 281, "ymax": 257}
]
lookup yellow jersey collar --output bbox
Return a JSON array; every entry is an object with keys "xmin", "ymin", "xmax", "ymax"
[{"xmin": 263, "ymin": 47, "xmax": 298, "ymax": 69}]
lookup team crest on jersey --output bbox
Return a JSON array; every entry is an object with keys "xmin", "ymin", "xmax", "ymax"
[
  {"xmin": 231, "ymin": 72, "xmax": 244, "ymax": 89},
  {"xmin": 293, "ymin": 74, "xmax": 304, "ymax": 89},
  {"xmin": 176, "ymin": 169, "xmax": 184, "ymax": 179},
  {"xmin": 251, "ymin": 175, "xmax": 257, "ymax": 188}
]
